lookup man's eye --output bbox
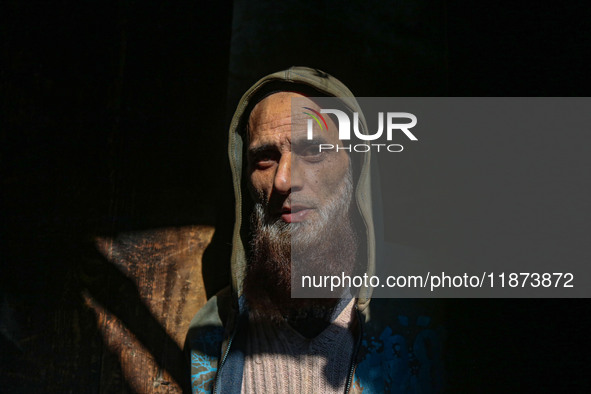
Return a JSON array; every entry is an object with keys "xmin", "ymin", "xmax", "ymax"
[
  {"xmin": 299, "ymin": 146, "xmax": 325, "ymax": 162},
  {"xmin": 255, "ymin": 157, "xmax": 276, "ymax": 169}
]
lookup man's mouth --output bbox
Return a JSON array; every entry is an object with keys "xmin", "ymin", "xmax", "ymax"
[{"xmin": 281, "ymin": 205, "xmax": 312, "ymax": 223}]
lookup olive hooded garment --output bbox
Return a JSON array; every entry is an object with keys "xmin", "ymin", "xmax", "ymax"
[{"xmin": 185, "ymin": 67, "xmax": 444, "ymax": 393}]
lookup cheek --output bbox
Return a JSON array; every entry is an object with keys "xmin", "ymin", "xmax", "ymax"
[
  {"xmin": 250, "ymin": 171, "xmax": 273, "ymax": 197},
  {"xmin": 306, "ymin": 154, "xmax": 350, "ymax": 191}
]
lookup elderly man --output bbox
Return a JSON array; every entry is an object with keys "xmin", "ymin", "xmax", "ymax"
[{"xmin": 186, "ymin": 67, "xmax": 443, "ymax": 393}]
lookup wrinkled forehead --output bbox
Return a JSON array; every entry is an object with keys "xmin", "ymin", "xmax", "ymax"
[{"xmin": 246, "ymin": 91, "xmax": 336, "ymax": 143}]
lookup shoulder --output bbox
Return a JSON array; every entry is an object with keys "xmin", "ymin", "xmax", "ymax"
[
  {"xmin": 188, "ymin": 286, "xmax": 234, "ymax": 332},
  {"xmin": 186, "ymin": 286, "xmax": 234, "ymax": 353},
  {"xmin": 185, "ymin": 286, "xmax": 234, "ymax": 393}
]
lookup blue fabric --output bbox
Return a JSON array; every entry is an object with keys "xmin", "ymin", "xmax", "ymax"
[
  {"xmin": 213, "ymin": 297, "xmax": 248, "ymax": 393},
  {"xmin": 189, "ymin": 298, "xmax": 445, "ymax": 393}
]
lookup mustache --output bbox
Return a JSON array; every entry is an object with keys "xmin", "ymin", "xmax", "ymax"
[
  {"xmin": 252, "ymin": 167, "xmax": 354, "ymax": 229},
  {"xmin": 257, "ymin": 195, "xmax": 317, "ymax": 218}
]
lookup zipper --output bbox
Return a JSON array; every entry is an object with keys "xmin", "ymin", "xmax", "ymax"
[
  {"xmin": 344, "ymin": 306, "xmax": 364, "ymax": 393},
  {"xmin": 212, "ymin": 328, "xmax": 237, "ymax": 394}
]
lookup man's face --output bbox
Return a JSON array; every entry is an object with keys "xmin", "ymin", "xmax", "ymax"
[
  {"xmin": 243, "ymin": 91, "xmax": 358, "ymax": 316},
  {"xmin": 247, "ymin": 92, "xmax": 351, "ymax": 227}
]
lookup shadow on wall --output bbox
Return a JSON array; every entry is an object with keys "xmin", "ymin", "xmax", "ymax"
[
  {"xmin": 84, "ymin": 226, "xmax": 215, "ymax": 392},
  {"xmin": 0, "ymin": 222, "xmax": 229, "ymax": 393}
]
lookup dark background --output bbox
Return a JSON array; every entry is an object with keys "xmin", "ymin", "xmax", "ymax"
[{"xmin": 2, "ymin": 0, "xmax": 590, "ymax": 392}]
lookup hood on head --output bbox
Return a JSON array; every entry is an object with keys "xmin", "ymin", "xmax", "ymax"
[{"xmin": 227, "ymin": 66, "xmax": 382, "ymax": 311}]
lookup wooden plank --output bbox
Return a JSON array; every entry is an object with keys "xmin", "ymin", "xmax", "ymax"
[{"xmin": 84, "ymin": 225, "xmax": 214, "ymax": 393}]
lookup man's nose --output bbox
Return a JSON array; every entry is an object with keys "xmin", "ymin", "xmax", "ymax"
[{"xmin": 274, "ymin": 153, "xmax": 293, "ymax": 194}]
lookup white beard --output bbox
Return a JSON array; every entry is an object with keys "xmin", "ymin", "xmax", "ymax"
[
  {"xmin": 251, "ymin": 167, "xmax": 354, "ymax": 255},
  {"xmin": 243, "ymin": 166, "xmax": 358, "ymax": 319}
]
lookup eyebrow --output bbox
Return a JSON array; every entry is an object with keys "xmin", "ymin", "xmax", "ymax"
[
  {"xmin": 292, "ymin": 137, "xmax": 330, "ymax": 149},
  {"xmin": 247, "ymin": 143, "xmax": 278, "ymax": 157},
  {"xmin": 247, "ymin": 137, "xmax": 331, "ymax": 157}
]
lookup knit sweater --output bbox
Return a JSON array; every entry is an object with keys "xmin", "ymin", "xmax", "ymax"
[{"xmin": 242, "ymin": 298, "xmax": 356, "ymax": 393}]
